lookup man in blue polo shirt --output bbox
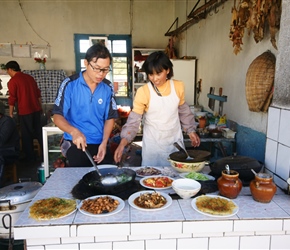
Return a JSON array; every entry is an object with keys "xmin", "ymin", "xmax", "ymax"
[{"xmin": 52, "ymin": 44, "xmax": 118, "ymax": 167}]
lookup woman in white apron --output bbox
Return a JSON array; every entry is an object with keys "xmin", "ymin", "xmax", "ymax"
[{"xmin": 114, "ymin": 51, "xmax": 200, "ymax": 166}]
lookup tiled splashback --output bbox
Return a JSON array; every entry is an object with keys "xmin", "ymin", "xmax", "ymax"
[{"xmin": 265, "ymin": 106, "xmax": 290, "ymax": 190}]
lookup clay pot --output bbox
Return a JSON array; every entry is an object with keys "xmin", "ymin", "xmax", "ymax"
[
  {"xmin": 217, "ymin": 170, "xmax": 242, "ymax": 199},
  {"xmin": 198, "ymin": 117, "xmax": 206, "ymax": 129},
  {"xmin": 250, "ymin": 173, "xmax": 277, "ymax": 203}
]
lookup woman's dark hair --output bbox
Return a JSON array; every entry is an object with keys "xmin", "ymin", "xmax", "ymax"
[
  {"xmin": 142, "ymin": 51, "xmax": 173, "ymax": 79},
  {"xmin": 85, "ymin": 43, "xmax": 112, "ymax": 63}
]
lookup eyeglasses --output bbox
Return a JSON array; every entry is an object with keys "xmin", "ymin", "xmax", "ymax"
[{"xmin": 89, "ymin": 62, "xmax": 111, "ymax": 74}]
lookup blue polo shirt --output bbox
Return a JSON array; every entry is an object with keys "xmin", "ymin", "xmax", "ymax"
[{"xmin": 52, "ymin": 71, "xmax": 118, "ymax": 144}]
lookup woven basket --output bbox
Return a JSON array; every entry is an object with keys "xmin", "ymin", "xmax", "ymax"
[{"xmin": 245, "ymin": 51, "xmax": 276, "ymax": 112}]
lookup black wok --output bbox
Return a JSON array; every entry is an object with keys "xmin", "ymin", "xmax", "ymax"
[
  {"xmin": 169, "ymin": 150, "xmax": 211, "ymax": 163},
  {"xmin": 72, "ymin": 168, "xmax": 136, "ymax": 199}
]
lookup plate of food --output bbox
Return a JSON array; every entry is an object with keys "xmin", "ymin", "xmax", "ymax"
[
  {"xmin": 78, "ymin": 195, "xmax": 125, "ymax": 217},
  {"xmin": 128, "ymin": 190, "xmax": 172, "ymax": 211},
  {"xmin": 179, "ymin": 172, "xmax": 215, "ymax": 181},
  {"xmin": 140, "ymin": 175, "xmax": 174, "ymax": 190},
  {"xmin": 29, "ymin": 197, "xmax": 77, "ymax": 220},
  {"xmin": 191, "ymin": 194, "xmax": 239, "ymax": 217},
  {"xmin": 135, "ymin": 167, "xmax": 162, "ymax": 177}
]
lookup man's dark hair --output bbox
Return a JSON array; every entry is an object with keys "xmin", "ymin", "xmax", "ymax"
[
  {"xmin": 5, "ymin": 61, "xmax": 21, "ymax": 72},
  {"xmin": 85, "ymin": 43, "xmax": 112, "ymax": 63}
]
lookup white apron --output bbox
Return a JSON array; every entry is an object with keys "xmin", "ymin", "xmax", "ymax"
[{"xmin": 142, "ymin": 80, "xmax": 184, "ymax": 166}]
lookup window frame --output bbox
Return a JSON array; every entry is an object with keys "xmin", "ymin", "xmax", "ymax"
[{"xmin": 74, "ymin": 34, "xmax": 132, "ymax": 97}]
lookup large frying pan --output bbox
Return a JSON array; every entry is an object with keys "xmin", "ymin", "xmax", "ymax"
[
  {"xmin": 71, "ymin": 167, "xmax": 136, "ymax": 199},
  {"xmin": 169, "ymin": 150, "xmax": 211, "ymax": 163}
]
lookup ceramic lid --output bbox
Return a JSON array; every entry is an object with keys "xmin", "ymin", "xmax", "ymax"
[{"xmin": 0, "ymin": 182, "xmax": 42, "ymax": 205}]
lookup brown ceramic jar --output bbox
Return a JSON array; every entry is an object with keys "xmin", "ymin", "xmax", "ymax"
[
  {"xmin": 217, "ymin": 170, "xmax": 242, "ymax": 199},
  {"xmin": 250, "ymin": 173, "xmax": 277, "ymax": 203}
]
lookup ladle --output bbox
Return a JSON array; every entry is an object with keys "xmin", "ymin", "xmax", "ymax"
[
  {"xmin": 84, "ymin": 149, "xmax": 118, "ymax": 186},
  {"xmin": 173, "ymin": 142, "xmax": 194, "ymax": 160},
  {"xmin": 225, "ymin": 164, "xmax": 230, "ymax": 174},
  {"xmin": 251, "ymin": 168, "xmax": 257, "ymax": 176}
]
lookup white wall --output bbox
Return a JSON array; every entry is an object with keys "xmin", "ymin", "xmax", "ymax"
[
  {"xmin": 175, "ymin": 1, "xmax": 280, "ymax": 134},
  {"xmin": 0, "ymin": 1, "xmax": 174, "ymax": 74}
]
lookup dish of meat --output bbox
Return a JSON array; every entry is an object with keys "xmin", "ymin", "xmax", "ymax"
[
  {"xmin": 128, "ymin": 191, "xmax": 172, "ymax": 211},
  {"xmin": 135, "ymin": 167, "xmax": 162, "ymax": 177}
]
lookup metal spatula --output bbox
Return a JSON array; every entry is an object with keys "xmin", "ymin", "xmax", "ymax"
[
  {"xmin": 173, "ymin": 142, "xmax": 194, "ymax": 160},
  {"xmin": 84, "ymin": 149, "xmax": 117, "ymax": 186}
]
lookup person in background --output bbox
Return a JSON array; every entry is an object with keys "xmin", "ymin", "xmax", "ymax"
[
  {"xmin": 0, "ymin": 78, "xmax": 3, "ymax": 95},
  {"xmin": 5, "ymin": 61, "xmax": 43, "ymax": 162},
  {"xmin": 0, "ymin": 101, "xmax": 20, "ymax": 187},
  {"xmin": 114, "ymin": 51, "xmax": 200, "ymax": 166},
  {"xmin": 52, "ymin": 43, "xmax": 119, "ymax": 167}
]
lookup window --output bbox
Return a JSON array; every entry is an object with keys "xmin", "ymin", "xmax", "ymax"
[{"xmin": 74, "ymin": 34, "xmax": 132, "ymax": 97}]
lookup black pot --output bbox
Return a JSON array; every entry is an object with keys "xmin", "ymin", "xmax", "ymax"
[
  {"xmin": 210, "ymin": 155, "xmax": 263, "ymax": 182},
  {"xmin": 71, "ymin": 168, "xmax": 137, "ymax": 199}
]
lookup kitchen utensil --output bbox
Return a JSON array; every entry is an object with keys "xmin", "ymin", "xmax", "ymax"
[
  {"xmin": 173, "ymin": 142, "xmax": 194, "ymax": 160},
  {"xmin": 72, "ymin": 167, "xmax": 137, "ymax": 200},
  {"xmin": 210, "ymin": 155, "xmax": 263, "ymax": 182},
  {"xmin": 84, "ymin": 149, "xmax": 118, "ymax": 186},
  {"xmin": 209, "ymin": 129, "xmax": 222, "ymax": 138},
  {"xmin": 169, "ymin": 149, "xmax": 211, "ymax": 163},
  {"xmin": 225, "ymin": 164, "xmax": 230, "ymax": 174},
  {"xmin": 208, "ymin": 87, "xmax": 215, "ymax": 111},
  {"xmin": 0, "ymin": 182, "xmax": 42, "ymax": 239},
  {"xmin": 172, "ymin": 179, "xmax": 201, "ymax": 199},
  {"xmin": 168, "ymin": 158, "xmax": 206, "ymax": 173},
  {"xmin": 250, "ymin": 173, "xmax": 277, "ymax": 203},
  {"xmin": 217, "ymin": 169, "xmax": 242, "ymax": 199},
  {"xmin": 218, "ymin": 87, "xmax": 223, "ymax": 115},
  {"xmin": 251, "ymin": 169, "xmax": 257, "ymax": 176}
]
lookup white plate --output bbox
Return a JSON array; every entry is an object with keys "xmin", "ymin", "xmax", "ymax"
[
  {"xmin": 191, "ymin": 194, "xmax": 239, "ymax": 218},
  {"xmin": 134, "ymin": 167, "xmax": 162, "ymax": 177},
  {"xmin": 139, "ymin": 175, "xmax": 174, "ymax": 190},
  {"xmin": 179, "ymin": 172, "xmax": 215, "ymax": 181},
  {"xmin": 128, "ymin": 191, "xmax": 172, "ymax": 211},
  {"xmin": 78, "ymin": 195, "xmax": 125, "ymax": 217}
]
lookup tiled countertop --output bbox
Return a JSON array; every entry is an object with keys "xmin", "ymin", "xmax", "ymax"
[
  {"xmin": 14, "ymin": 167, "xmax": 290, "ymax": 227},
  {"xmin": 13, "ymin": 167, "xmax": 290, "ymax": 250}
]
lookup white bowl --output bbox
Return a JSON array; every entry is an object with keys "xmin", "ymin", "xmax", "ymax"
[{"xmin": 172, "ymin": 179, "xmax": 201, "ymax": 199}]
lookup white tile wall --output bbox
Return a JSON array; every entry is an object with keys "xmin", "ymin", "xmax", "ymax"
[
  {"xmin": 183, "ymin": 220, "xmax": 233, "ymax": 233},
  {"xmin": 271, "ymin": 235, "xmax": 290, "ymax": 250},
  {"xmin": 177, "ymin": 237, "xmax": 208, "ymax": 250},
  {"xmin": 265, "ymin": 139, "xmax": 278, "ymax": 172},
  {"xmin": 112, "ymin": 240, "xmax": 144, "ymax": 249},
  {"xmin": 276, "ymin": 143, "xmax": 290, "ymax": 179},
  {"xmin": 27, "ymin": 246, "xmax": 45, "ymax": 250},
  {"xmin": 131, "ymin": 222, "xmax": 182, "ymax": 235},
  {"xmin": 80, "ymin": 242, "xmax": 112, "ymax": 249},
  {"xmin": 146, "ymin": 239, "xmax": 177, "ymax": 250},
  {"xmin": 267, "ymin": 107, "xmax": 280, "ymax": 141},
  {"xmin": 239, "ymin": 235, "xmax": 270, "ymax": 250},
  {"xmin": 234, "ymin": 220, "xmax": 283, "ymax": 232},
  {"xmin": 266, "ymin": 107, "xmax": 290, "ymax": 187},
  {"xmin": 209, "ymin": 236, "xmax": 240, "ymax": 249},
  {"xmin": 77, "ymin": 224, "xmax": 130, "ymax": 237},
  {"xmin": 278, "ymin": 109, "xmax": 290, "ymax": 147},
  {"xmin": 45, "ymin": 243, "xmax": 79, "ymax": 249}
]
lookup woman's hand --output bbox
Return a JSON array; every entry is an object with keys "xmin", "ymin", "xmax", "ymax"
[
  {"xmin": 114, "ymin": 138, "xmax": 128, "ymax": 163},
  {"xmin": 188, "ymin": 132, "xmax": 200, "ymax": 147}
]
